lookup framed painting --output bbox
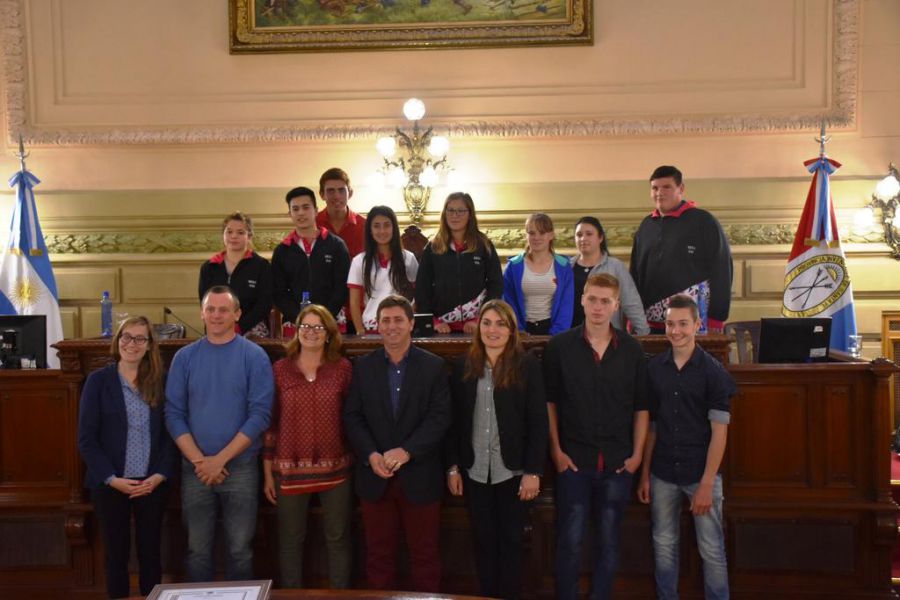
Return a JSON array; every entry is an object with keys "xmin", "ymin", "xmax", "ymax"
[{"xmin": 229, "ymin": 0, "xmax": 592, "ymax": 52}]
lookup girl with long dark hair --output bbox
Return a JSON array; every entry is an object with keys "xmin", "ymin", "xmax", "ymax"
[{"xmin": 347, "ymin": 205, "xmax": 418, "ymax": 334}]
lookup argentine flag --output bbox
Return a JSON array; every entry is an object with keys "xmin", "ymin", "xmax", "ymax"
[
  {"xmin": 0, "ymin": 169, "xmax": 63, "ymax": 368},
  {"xmin": 782, "ymin": 155, "xmax": 857, "ymax": 352}
]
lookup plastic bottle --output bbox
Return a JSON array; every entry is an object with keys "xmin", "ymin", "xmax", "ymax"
[
  {"xmin": 301, "ymin": 291, "xmax": 311, "ymax": 309},
  {"xmin": 100, "ymin": 291, "xmax": 113, "ymax": 337}
]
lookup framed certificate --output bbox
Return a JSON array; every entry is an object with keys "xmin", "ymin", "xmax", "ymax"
[{"xmin": 146, "ymin": 580, "xmax": 272, "ymax": 600}]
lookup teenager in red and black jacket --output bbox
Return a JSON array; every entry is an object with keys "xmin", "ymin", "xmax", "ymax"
[
  {"xmin": 629, "ymin": 166, "xmax": 732, "ymax": 333},
  {"xmin": 415, "ymin": 192, "xmax": 503, "ymax": 335},
  {"xmin": 198, "ymin": 211, "xmax": 273, "ymax": 336},
  {"xmin": 272, "ymin": 187, "xmax": 350, "ymax": 325}
]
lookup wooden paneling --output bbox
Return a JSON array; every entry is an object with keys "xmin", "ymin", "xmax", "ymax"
[
  {"xmin": 823, "ymin": 384, "xmax": 855, "ymax": 487},
  {"xmin": 729, "ymin": 384, "xmax": 809, "ymax": 486},
  {"xmin": 0, "ymin": 372, "xmax": 74, "ymax": 500},
  {"xmin": 0, "ymin": 515, "xmax": 68, "ymax": 568},
  {"xmin": 883, "ymin": 311, "xmax": 900, "ymax": 429},
  {"xmin": 732, "ymin": 517, "xmax": 856, "ymax": 573}
]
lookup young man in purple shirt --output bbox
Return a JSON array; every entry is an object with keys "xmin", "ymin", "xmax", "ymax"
[{"xmin": 638, "ymin": 294, "xmax": 736, "ymax": 599}]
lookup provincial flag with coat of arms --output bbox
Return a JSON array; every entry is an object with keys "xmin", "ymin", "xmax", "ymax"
[
  {"xmin": 781, "ymin": 149, "xmax": 857, "ymax": 352},
  {"xmin": 0, "ymin": 160, "xmax": 64, "ymax": 368}
]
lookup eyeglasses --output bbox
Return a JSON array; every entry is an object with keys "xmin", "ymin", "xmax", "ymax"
[
  {"xmin": 120, "ymin": 334, "xmax": 149, "ymax": 346},
  {"xmin": 298, "ymin": 323, "xmax": 327, "ymax": 333},
  {"xmin": 445, "ymin": 208, "xmax": 469, "ymax": 216}
]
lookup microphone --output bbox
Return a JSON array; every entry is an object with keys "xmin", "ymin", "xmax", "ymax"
[{"xmin": 163, "ymin": 307, "xmax": 205, "ymax": 337}]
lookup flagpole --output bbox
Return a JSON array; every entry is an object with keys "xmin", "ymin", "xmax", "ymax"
[
  {"xmin": 16, "ymin": 134, "xmax": 28, "ymax": 174},
  {"xmin": 815, "ymin": 118, "xmax": 829, "ymax": 158}
]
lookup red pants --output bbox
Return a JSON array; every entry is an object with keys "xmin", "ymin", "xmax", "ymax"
[{"xmin": 360, "ymin": 478, "xmax": 441, "ymax": 592}]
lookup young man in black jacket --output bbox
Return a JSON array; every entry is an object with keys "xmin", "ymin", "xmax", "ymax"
[
  {"xmin": 272, "ymin": 186, "xmax": 350, "ymax": 326},
  {"xmin": 629, "ymin": 165, "xmax": 733, "ymax": 334}
]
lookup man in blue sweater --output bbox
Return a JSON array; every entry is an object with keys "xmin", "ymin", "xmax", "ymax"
[{"xmin": 165, "ymin": 285, "xmax": 274, "ymax": 582}]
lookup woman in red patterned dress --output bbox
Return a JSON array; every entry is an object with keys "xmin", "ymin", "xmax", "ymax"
[{"xmin": 263, "ymin": 304, "xmax": 354, "ymax": 588}]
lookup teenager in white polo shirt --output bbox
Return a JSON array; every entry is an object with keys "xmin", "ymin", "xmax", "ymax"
[{"xmin": 347, "ymin": 205, "xmax": 418, "ymax": 334}]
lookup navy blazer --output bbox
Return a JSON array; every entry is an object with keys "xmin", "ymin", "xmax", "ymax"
[
  {"xmin": 77, "ymin": 364, "xmax": 176, "ymax": 489},
  {"xmin": 446, "ymin": 350, "xmax": 549, "ymax": 476},
  {"xmin": 342, "ymin": 345, "xmax": 451, "ymax": 504}
]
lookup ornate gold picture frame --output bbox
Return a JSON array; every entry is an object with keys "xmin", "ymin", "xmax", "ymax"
[{"xmin": 229, "ymin": 0, "xmax": 591, "ymax": 52}]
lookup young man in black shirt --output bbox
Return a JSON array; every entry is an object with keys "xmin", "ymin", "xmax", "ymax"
[
  {"xmin": 544, "ymin": 272, "xmax": 649, "ymax": 600},
  {"xmin": 638, "ymin": 294, "xmax": 735, "ymax": 600},
  {"xmin": 272, "ymin": 186, "xmax": 350, "ymax": 327}
]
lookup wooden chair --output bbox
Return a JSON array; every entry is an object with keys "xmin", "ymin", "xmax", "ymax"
[
  {"xmin": 268, "ymin": 307, "xmax": 283, "ymax": 339},
  {"xmin": 725, "ymin": 320, "xmax": 761, "ymax": 364},
  {"xmin": 400, "ymin": 224, "xmax": 429, "ymax": 261}
]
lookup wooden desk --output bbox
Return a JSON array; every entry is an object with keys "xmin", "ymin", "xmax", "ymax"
[{"xmin": 0, "ymin": 335, "xmax": 895, "ymax": 599}]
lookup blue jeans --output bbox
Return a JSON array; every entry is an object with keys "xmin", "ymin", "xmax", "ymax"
[
  {"xmin": 650, "ymin": 474, "xmax": 728, "ymax": 600},
  {"xmin": 555, "ymin": 467, "xmax": 633, "ymax": 600},
  {"xmin": 181, "ymin": 457, "xmax": 259, "ymax": 582}
]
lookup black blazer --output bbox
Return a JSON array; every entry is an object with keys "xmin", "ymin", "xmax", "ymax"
[
  {"xmin": 342, "ymin": 345, "xmax": 451, "ymax": 504},
  {"xmin": 447, "ymin": 351, "xmax": 548, "ymax": 476},
  {"xmin": 77, "ymin": 364, "xmax": 176, "ymax": 489}
]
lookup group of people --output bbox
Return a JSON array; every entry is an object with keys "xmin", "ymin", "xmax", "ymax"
[
  {"xmin": 77, "ymin": 164, "xmax": 737, "ymax": 600},
  {"xmin": 196, "ymin": 165, "xmax": 733, "ymax": 341}
]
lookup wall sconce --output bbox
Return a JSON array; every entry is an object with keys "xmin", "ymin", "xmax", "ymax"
[
  {"xmin": 376, "ymin": 98, "xmax": 450, "ymax": 229},
  {"xmin": 856, "ymin": 164, "xmax": 900, "ymax": 259}
]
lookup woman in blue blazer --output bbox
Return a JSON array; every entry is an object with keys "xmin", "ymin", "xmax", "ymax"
[
  {"xmin": 503, "ymin": 213, "xmax": 574, "ymax": 335},
  {"xmin": 77, "ymin": 316, "xmax": 175, "ymax": 599}
]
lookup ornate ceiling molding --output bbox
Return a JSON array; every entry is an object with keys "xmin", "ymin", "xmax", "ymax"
[{"xmin": 2, "ymin": 0, "xmax": 858, "ymax": 146}]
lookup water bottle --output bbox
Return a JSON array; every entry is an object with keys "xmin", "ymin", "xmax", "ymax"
[
  {"xmin": 100, "ymin": 291, "xmax": 113, "ymax": 337},
  {"xmin": 282, "ymin": 291, "xmax": 311, "ymax": 339}
]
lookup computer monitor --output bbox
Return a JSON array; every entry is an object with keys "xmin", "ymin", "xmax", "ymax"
[
  {"xmin": 757, "ymin": 317, "xmax": 832, "ymax": 364},
  {"xmin": 413, "ymin": 313, "xmax": 435, "ymax": 338},
  {"xmin": 0, "ymin": 314, "xmax": 48, "ymax": 369}
]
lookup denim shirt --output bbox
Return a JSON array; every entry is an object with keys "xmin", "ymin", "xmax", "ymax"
[
  {"xmin": 647, "ymin": 345, "xmax": 735, "ymax": 485},
  {"xmin": 119, "ymin": 373, "xmax": 151, "ymax": 479}
]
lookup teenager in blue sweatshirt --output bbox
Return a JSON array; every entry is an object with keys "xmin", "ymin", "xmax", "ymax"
[{"xmin": 502, "ymin": 213, "xmax": 573, "ymax": 335}]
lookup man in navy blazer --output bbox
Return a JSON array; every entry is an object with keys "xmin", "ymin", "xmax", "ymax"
[{"xmin": 343, "ymin": 294, "xmax": 451, "ymax": 592}]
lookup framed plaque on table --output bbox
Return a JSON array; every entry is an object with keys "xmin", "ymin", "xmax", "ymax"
[{"xmin": 147, "ymin": 580, "xmax": 272, "ymax": 600}]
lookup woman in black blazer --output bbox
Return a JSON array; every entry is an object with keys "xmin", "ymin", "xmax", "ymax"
[
  {"xmin": 77, "ymin": 316, "xmax": 175, "ymax": 599},
  {"xmin": 446, "ymin": 299, "xmax": 549, "ymax": 599}
]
